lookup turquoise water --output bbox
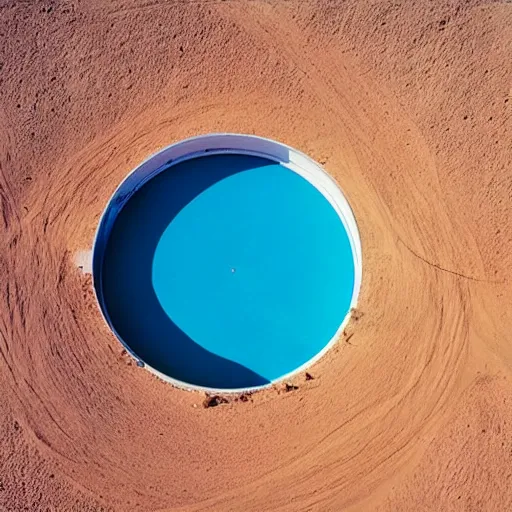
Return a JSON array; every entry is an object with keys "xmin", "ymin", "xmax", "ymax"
[{"xmin": 101, "ymin": 154, "xmax": 355, "ymax": 389}]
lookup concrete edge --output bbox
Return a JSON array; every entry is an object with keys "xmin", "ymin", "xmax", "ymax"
[{"xmin": 92, "ymin": 133, "xmax": 363, "ymax": 394}]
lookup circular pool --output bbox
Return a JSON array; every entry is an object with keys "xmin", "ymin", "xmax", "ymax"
[{"xmin": 93, "ymin": 134, "xmax": 362, "ymax": 392}]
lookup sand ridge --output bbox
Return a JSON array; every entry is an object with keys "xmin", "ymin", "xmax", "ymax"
[{"xmin": 0, "ymin": 1, "xmax": 511, "ymax": 510}]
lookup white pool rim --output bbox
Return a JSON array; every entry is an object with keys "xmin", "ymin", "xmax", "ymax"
[{"xmin": 92, "ymin": 133, "xmax": 362, "ymax": 394}]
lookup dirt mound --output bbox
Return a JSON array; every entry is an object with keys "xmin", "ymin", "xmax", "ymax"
[{"xmin": 0, "ymin": 1, "xmax": 510, "ymax": 510}]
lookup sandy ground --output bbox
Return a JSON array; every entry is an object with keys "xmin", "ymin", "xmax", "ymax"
[{"xmin": 1, "ymin": 0, "xmax": 511, "ymax": 510}]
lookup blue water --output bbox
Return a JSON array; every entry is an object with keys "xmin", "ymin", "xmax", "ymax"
[{"xmin": 101, "ymin": 154, "xmax": 355, "ymax": 389}]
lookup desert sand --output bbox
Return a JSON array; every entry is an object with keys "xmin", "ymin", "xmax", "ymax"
[{"xmin": 1, "ymin": 1, "xmax": 511, "ymax": 511}]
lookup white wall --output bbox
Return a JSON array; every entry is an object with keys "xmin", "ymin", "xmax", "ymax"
[{"xmin": 92, "ymin": 133, "xmax": 363, "ymax": 393}]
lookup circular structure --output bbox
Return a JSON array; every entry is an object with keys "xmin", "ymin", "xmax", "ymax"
[{"xmin": 93, "ymin": 134, "xmax": 362, "ymax": 391}]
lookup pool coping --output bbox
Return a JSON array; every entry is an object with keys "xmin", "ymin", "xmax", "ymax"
[{"xmin": 92, "ymin": 133, "xmax": 362, "ymax": 394}]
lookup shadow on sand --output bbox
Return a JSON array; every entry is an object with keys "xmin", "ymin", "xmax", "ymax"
[{"xmin": 100, "ymin": 154, "xmax": 272, "ymax": 389}]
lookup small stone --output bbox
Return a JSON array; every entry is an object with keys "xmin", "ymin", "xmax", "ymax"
[{"xmin": 203, "ymin": 395, "xmax": 228, "ymax": 408}]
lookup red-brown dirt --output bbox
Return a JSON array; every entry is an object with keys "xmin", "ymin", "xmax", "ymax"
[{"xmin": 0, "ymin": 1, "xmax": 511, "ymax": 511}]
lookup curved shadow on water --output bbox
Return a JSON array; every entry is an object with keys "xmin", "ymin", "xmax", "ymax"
[{"xmin": 101, "ymin": 154, "xmax": 272, "ymax": 389}]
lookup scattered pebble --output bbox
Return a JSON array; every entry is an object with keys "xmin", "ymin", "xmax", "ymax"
[
  {"xmin": 203, "ymin": 395, "xmax": 228, "ymax": 408},
  {"xmin": 350, "ymin": 308, "xmax": 364, "ymax": 321}
]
